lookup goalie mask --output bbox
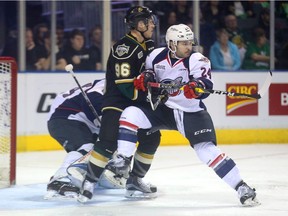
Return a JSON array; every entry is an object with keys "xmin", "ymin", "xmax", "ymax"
[
  {"xmin": 165, "ymin": 24, "xmax": 195, "ymax": 51},
  {"xmin": 124, "ymin": 6, "xmax": 157, "ymax": 29}
]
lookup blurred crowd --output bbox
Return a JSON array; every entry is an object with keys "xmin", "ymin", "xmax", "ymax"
[{"xmin": 1, "ymin": 0, "xmax": 288, "ymax": 71}]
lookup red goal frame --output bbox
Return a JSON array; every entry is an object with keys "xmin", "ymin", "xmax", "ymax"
[{"xmin": 0, "ymin": 56, "xmax": 17, "ymax": 186}]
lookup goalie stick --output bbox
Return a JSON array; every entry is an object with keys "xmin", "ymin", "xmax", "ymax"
[
  {"xmin": 148, "ymin": 70, "xmax": 272, "ymax": 100},
  {"xmin": 65, "ymin": 64, "xmax": 101, "ymax": 125}
]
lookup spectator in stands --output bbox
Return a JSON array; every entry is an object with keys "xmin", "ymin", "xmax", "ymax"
[
  {"xmin": 257, "ymin": 7, "xmax": 270, "ymax": 40},
  {"xmin": 174, "ymin": 0, "xmax": 191, "ymax": 24},
  {"xmin": 242, "ymin": 27, "xmax": 271, "ymax": 70},
  {"xmin": 2, "ymin": 28, "xmax": 47, "ymax": 71},
  {"xmin": 160, "ymin": 10, "xmax": 179, "ymax": 35},
  {"xmin": 33, "ymin": 23, "xmax": 49, "ymax": 46},
  {"xmin": 56, "ymin": 29, "xmax": 97, "ymax": 71},
  {"xmin": 224, "ymin": 14, "xmax": 247, "ymax": 62},
  {"xmin": 200, "ymin": 0, "xmax": 225, "ymax": 29},
  {"xmin": 224, "ymin": 1, "xmax": 255, "ymax": 19},
  {"xmin": 209, "ymin": 28, "xmax": 241, "ymax": 71},
  {"xmin": 56, "ymin": 24, "xmax": 65, "ymax": 51},
  {"xmin": 25, "ymin": 28, "xmax": 47, "ymax": 70},
  {"xmin": 276, "ymin": 1, "xmax": 288, "ymax": 19},
  {"xmin": 41, "ymin": 31, "xmax": 61, "ymax": 70},
  {"xmin": 88, "ymin": 25, "xmax": 102, "ymax": 70}
]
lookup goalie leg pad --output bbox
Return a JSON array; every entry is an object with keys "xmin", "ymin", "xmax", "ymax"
[{"xmin": 44, "ymin": 176, "xmax": 80, "ymax": 200}]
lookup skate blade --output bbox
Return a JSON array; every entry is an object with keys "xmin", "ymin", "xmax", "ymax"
[
  {"xmin": 77, "ymin": 194, "xmax": 90, "ymax": 203},
  {"xmin": 44, "ymin": 190, "xmax": 78, "ymax": 200},
  {"xmin": 125, "ymin": 190, "xmax": 157, "ymax": 199},
  {"xmin": 43, "ymin": 190, "xmax": 58, "ymax": 200},
  {"xmin": 242, "ymin": 197, "xmax": 261, "ymax": 207},
  {"xmin": 101, "ymin": 169, "xmax": 126, "ymax": 189}
]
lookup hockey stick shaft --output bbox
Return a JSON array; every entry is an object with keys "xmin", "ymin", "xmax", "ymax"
[
  {"xmin": 66, "ymin": 66, "xmax": 101, "ymax": 124},
  {"xmin": 147, "ymin": 70, "xmax": 272, "ymax": 100}
]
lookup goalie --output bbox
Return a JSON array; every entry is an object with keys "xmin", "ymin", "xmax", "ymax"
[{"xmin": 44, "ymin": 79, "xmax": 125, "ymax": 199}]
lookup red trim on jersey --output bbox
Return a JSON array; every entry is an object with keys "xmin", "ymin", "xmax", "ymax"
[
  {"xmin": 209, "ymin": 153, "xmax": 225, "ymax": 168},
  {"xmin": 119, "ymin": 120, "xmax": 139, "ymax": 130},
  {"xmin": 57, "ymin": 106, "xmax": 81, "ymax": 112},
  {"xmin": 173, "ymin": 59, "xmax": 184, "ymax": 67}
]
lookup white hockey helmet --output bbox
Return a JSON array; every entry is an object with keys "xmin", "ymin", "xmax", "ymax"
[{"xmin": 165, "ymin": 24, "xmax": 194, "ymax": 47}]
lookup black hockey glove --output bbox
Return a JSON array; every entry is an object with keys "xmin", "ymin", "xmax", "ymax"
[{"xmin": 134, "ymin": 69, "xmax": 156, "ymax": 91}]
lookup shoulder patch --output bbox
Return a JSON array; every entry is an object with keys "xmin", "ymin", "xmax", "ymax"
[
  {"xmin": 115, "ymin": 44, "xmax": 130, "ymax": 57},
  {"xmin": 199, "ymin": 57, "xmax": 210, "ymax": 63}
]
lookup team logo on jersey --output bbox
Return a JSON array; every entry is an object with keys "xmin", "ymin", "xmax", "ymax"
[
  {"xmin": 161, "ymin": 77, "xmax": 183, "ymax": 97},
  {"xmin": 199, "ymin": 57, "xmax": 210, "ymax": 63},
  {"xmin": 155, "ymin": 65, "xmax": 165, "ymax": 70},
  {"xmin": 116, "ymin": 44, "xmax": 129, "ymax": 57}
]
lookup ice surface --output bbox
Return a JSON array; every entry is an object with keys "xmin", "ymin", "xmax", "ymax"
[{"xmin": 0, "ymin": 144, "xmax": 288, "ymax": 216}]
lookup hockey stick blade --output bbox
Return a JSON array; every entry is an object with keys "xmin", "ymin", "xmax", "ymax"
[
  {"xmin": 257, "ymin": 70, "xmax": 272, "ymax": 98},
  {"xmin": 147, "ymin": 71, "xmax": 272, "ymax": 100}
]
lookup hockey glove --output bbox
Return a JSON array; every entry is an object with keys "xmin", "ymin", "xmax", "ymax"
[
  {"xmin": 183, "ymin": 79, "xmax": 205, "ymax": 99},
  {"xmin": 134, "ymin": 69, "xmax": 156, "ymax": 91}
]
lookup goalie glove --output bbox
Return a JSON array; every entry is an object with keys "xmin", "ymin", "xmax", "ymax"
[
  {"xmin": 134, "ymin": 69, "xmax": 156, "ymax": 91},
  {"xmin": 183, "ymin": 79, "xmax": 205, "ymax": 99}
]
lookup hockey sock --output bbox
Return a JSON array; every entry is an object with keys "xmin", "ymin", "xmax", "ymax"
[
  {"xmin": 86, "ymin": 150, "xmax": 109, "ymax": 182},
  {"xmin": 194, "ymin": 142, "xmax": 243, "ymax": 189},
  {"xmin": 131, "ymin": 150, "xmax": 154, "ymax": 178},
  {"xmin": 117, "ymin": 122, "xmax": 138, "ymax": 157}
]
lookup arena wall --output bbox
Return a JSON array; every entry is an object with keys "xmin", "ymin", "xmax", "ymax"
[{"xmin": 17, "ymin": 71, "xmax": 288, "ymax": 152}]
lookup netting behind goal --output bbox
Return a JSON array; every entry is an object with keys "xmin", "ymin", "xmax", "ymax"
[{"xmin": 0, "ymin": 57, "xmax": 17, "ymax": 188}]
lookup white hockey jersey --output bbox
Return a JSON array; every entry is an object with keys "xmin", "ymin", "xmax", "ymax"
[
  {"xmin": 48, "ymin": 79, "xmax": 105, "ymax": 134},
  {"xmin": 145, "ymin": 48, "xmax": 213, "ymax": 112}
]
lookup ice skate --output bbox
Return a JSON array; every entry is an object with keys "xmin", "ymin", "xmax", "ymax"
[
  {"xmin": 237, "ymin": 181, "xmax": 260, "ymax": 206},
  {"xmin": 44, "ymin": 176, "xmax": 79, "ymax": 199},
  {"xmin": 77, "ymin": 179, "xmax": 96, "ymax": 203},
  {"xmin": 102, "ymin": 154, "xmax": 131, "ymax": 189},
  {"xmin": 125, "ymin": 173, "xmax": 157, "ymax": 199}
]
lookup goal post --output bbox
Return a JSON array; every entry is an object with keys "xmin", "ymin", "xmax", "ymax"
[{"xmin": 0, "ymin": 56, "xmax": 17, "ymax": 188}]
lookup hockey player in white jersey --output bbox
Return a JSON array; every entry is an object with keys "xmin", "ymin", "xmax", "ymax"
[
  {"xmin": 106, "ymin": 24, "xmax": 260, "ymax": 206},
  {"xmin": 45, "ymin": 79, "xmax": 105, "ymax": 199}
]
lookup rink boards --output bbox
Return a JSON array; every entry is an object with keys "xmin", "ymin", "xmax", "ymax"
[{"xmin": 16, "ymin": 71, "xmax": 288, "ymax": 151}]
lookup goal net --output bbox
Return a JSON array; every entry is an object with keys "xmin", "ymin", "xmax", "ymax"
[{"xmin": 0, "ymin": 57, "xmax": 17, "ymax": 188}]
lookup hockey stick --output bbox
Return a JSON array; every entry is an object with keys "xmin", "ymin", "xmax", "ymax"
[
  {"xmin": 147, "ymin": 84, "xmax": 166, "ymax": 111},
  {"xmin": 65, "ymin": 64, "xmax": 101, "ymax": 125},
  {"xmin": 148, "ymin": 71, "xmax": 272, "ymax": 99}
]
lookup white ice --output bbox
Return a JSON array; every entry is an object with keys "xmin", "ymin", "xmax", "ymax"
[{"xmin": 0, "ymin": 144, "xmax": 288, "ymax": 216}]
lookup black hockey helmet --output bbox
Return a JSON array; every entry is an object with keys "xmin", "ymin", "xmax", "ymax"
[{"xmin": 124, "ymin": 6, "xmax": 157, "ymax": 29}]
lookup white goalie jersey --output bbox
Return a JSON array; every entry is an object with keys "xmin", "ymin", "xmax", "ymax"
[
  {"xmin": 145, "ymin": 47, "xmax": 213, "ymax": 112},
  {"xmin": 48, "ymin": 79, "xmax": 105, "ymax": 134}
]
